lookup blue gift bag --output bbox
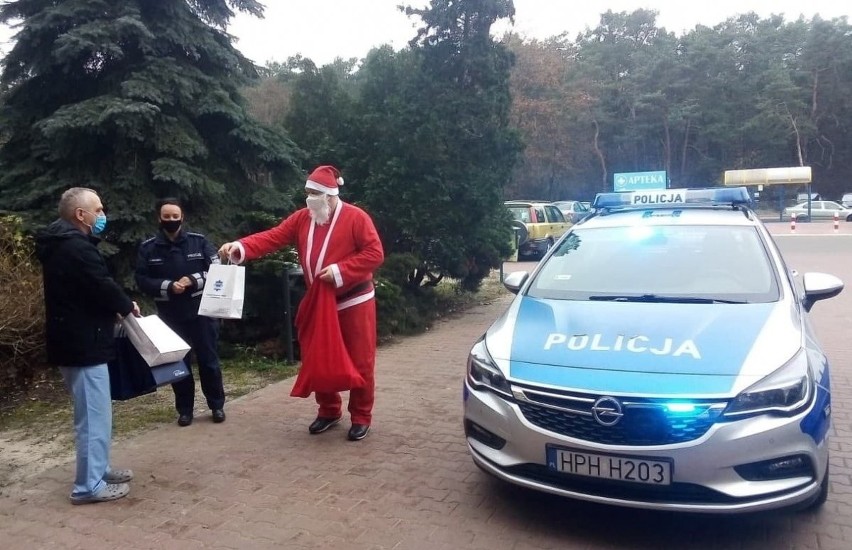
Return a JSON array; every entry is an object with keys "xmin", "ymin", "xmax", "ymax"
[{"xmin": 108, "ymin": 335, "xmax": 189, "ymax": 401}]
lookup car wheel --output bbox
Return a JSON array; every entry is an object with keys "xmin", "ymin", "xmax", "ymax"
[{"xmin": 846, "ymin": 215, "xmax": 852, "ymax": 222}]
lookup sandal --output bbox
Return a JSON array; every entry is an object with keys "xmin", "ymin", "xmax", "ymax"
[
  {"xmin": 70, "ymin": 482, "xmax": 129, "ymax": 505},
  {"xmin": 103, "ymin": 468, "xmax": 134, "ymax": 484}
]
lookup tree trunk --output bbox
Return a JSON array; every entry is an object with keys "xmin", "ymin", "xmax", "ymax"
[{"xmin": 592, "ymin": 119, "xmax": 607, "ymax": 191}]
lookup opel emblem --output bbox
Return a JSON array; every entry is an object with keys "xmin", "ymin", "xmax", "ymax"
[{"xmin": 591, "ymin": 396, "xmax": 623, "ymax": 426}]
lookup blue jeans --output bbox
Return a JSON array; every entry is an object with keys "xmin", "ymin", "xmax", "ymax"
[{"xmin": 60, "ymin": 365, "xmax": 111, "ymax": 497}]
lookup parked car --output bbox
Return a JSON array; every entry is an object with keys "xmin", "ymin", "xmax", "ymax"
[
  {"xmin": 840, "ymin": 193, "xmax": 852, "ymax": 208},
  {"xmin": 505, "ymin": 200, "xmax": 572, "ymax": 259},
  {"xmin": 466, "ymin": 187, "xmax": 842, "ymax": 513},
  {"xmin": 783, "ymin": 200, "xmax": 852, "ymax": 222},
  {"xmin": 552, "ymin": 200, "xmax": 593, "ymax": 224}
]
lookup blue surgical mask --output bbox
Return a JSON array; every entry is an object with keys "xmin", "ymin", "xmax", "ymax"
[
  {"xmin": 82, "ymin": 210, "xmax": 107, "ymax": 235},
  {"xmin": 92, "ymin": 213, "xmax": 107, "ymax": 235}
]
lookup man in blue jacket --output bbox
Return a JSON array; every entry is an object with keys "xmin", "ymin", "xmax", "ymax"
[
  {"xmin": 36, "ymin": 187, "xmax": 140, "ymax": 505},
  {"xmin": 135, "ymin": 198, "xmax": 225, "ymax": 427}
]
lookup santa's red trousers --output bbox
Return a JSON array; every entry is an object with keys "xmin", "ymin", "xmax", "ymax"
[{"xmin": 314, "ymin": 299, "xmax": 377, "ymax": 425}]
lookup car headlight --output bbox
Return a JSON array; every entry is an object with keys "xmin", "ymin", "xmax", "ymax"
[
  {"xmin": 723, "ymin": 349, "xmax": 814, "ymax": 418},
  {"xmin": 467, "ymin": 337, "xmax": 513, "ymax": 397}
]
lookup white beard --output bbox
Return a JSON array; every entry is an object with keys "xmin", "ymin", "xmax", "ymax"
[{"xmin": 306, "ymin": 194, "xmax": 331, "ymax": 225}]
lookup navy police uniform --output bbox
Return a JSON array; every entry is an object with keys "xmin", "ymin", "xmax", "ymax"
[{"xmin": 135, "ymin": 229, "xmax": 225, "ymax": 416}]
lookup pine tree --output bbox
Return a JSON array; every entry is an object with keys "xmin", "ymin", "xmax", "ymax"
[
  {"xmin": 355, "ymin": 0, "xmax": 522, "ymax": 291},
  {"xmin": 0, "ymin": 0, "xmax": 300, "ymax": 278}
]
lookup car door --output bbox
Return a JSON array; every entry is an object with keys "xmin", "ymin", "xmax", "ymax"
[
  {"xmin": 545, "ymin": 205, "xmax": 571, "ymax": 237},
  {"xmin": 574, "ymin": 201, "xmax": 590, "ymax": 222},
  {"xmin": 530, "ymin": 205, "xmax": 547, "ymax": 241},
  {"xmin": 823, "ymin": 202, "xmax": 844, "ymax": 219}
]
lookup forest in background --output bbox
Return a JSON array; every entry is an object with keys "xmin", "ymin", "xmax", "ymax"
[{"xmin": 245, "ymin": 8, "xmax": 852, "ymax": 204}]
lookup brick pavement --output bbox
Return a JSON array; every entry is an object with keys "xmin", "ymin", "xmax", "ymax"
[
  {"xmin": 2, "ymin": 224, "xmax": 852, "ymax": 549},
  {"xmin": 0, "ymin": 295, "xmax": 519, "ymax": 550}
]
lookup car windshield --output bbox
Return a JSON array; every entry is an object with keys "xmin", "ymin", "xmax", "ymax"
[{"xmin": 527, "ymin": 224, "xmax": 779, "ymax": 303}]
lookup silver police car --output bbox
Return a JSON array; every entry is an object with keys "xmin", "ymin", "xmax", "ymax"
[{"xmin": 464, "ymin": 187, "xmax": 843, "ymax": 513}]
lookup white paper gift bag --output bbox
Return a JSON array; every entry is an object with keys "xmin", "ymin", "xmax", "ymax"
[
  {"xmin": 121, "ymin": 315, "xmax": 191, "ymax": 367},
  {"xmin": 198, "ymin": 263, "xmax": 245, "ymax": 319}
]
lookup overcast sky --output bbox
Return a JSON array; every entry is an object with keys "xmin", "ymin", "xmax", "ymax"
[
  {"xmin": 1, "ymin": 1, "xmax": 850, "ymax": 65},
  {"xmin": 227, "ymin": 0, "xmax": 851, "ymax": 66}
]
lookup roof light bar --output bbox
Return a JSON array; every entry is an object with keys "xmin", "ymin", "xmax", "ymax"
[{"xmin": 593, "ymin": 187, "xmax": 751, "ymax": 210}]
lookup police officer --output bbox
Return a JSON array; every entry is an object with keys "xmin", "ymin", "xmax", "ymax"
[{"xmin": 135, "ymin": 198, "xmax": 226, "ymax": 426}]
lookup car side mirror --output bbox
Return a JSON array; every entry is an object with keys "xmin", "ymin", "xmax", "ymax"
[
  {"xmin": 503, "ymin": 271, "xmax": 529, "ymax": 294},
  {"xmin": 802, "ymin": 272, "xmax": 844, "ymax": 312}
]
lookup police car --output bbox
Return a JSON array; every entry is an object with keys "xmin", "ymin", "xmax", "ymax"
[{"xmin": 464, "ymin": 187, "xmax": 843, "ymax": 513}]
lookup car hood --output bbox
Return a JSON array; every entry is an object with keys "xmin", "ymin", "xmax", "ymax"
[{"xmin": 485, "ymin": 296, "xmax": 802, "ymax": 397}]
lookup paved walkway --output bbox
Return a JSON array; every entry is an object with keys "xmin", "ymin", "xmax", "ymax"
[{"xmin": 0, "ymin": 295, "xmax": 518, "ymax": 549}]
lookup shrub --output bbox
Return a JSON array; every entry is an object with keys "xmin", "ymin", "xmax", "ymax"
[
  {"xmin": 0, "ymin": 216, "xmax": 46, "ymax": 390},
  {"xmin": 375, "ymin": 253, "xmax": 455, "ymax": 339}
]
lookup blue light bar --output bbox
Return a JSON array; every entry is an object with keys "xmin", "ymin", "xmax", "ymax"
[{"xmin": 593, "ymin": 187, "xmax": 751, "ymax": 210}]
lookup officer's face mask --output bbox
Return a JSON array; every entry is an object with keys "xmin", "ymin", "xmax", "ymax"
[{"xmin": 160, "ymin": 219, "xmax": 182, "ymax": 234}]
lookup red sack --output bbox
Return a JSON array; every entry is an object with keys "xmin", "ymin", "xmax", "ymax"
[{"xmin": 290, "ymin": 280, "xmax": 366, "ymax": 398}]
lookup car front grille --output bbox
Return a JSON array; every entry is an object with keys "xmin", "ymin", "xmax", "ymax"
[{"xmin": 513, "ymin": 387, "xmax": 727, "ymax": 446}]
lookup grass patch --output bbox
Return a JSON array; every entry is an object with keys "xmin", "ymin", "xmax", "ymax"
[
  {"xmin": 0, "ymin": 397, "xmax": 71, "ymax": 433},
  {"xmin": 221, "ymin": 350, "xmax": 298, "ymax": 399},
  {"xmin": 112, "ymin": 395, "xmax": 176, "ymax": 435}
]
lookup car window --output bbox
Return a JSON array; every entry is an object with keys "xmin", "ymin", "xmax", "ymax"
[
  {"xmin": 534, "ymin": 207, "xmax": 546, "ymax": 223},
  {"xmin": 824, "ymin": 201, "xmax": 842, "ymax": 210},
  {"xmin": 527, "ymin": 225, "xmax": 779, "ymax": 303},
  {"xmin": 508, "ymin": 206, "xmax": 531, "ymax": 223},
  {"xmin": 546, "ymin": 206, "xmax": 565, "ymax": 223},
  {"xmin": 576, "ymin": 202, "xmax": 589, "ymax": 212}
]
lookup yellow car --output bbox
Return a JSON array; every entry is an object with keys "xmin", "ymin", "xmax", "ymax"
[{"xmin": 505, "ymin": 200, "xmax": 573, "ymax": 259}]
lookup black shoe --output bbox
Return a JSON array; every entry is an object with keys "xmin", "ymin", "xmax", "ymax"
[
  {"xmin": 177, "ymin": 414, "xmax": 193, "ymax": 427},
  {"xmin": 347, "ymin": 424, "xmax": 370, "ymax": 441},
  {"xmin": 212, "ymin": 409, "xmax": 226, "ymax": 423},
  {"xmin": 308, "ymin": 416, "xmax": 342, "ymax": 434}
]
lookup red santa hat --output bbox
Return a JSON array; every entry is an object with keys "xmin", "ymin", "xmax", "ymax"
[{"xmin": 305, "ymin": 165, "xmax": 344, "ymax": 196}]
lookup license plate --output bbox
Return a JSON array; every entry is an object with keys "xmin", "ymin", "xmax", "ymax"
[{"xmin": 546, "ymin": 446, "xmax": 672, "ymax": 485}]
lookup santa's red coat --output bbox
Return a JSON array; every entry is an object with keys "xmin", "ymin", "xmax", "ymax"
[{"xmin": 237, "ymin": 202, "xmax": 384, "ymax": 421}]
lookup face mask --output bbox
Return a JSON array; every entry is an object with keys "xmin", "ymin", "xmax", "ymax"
[
  {"xmin": 82, "ymin": 210, "xmax": 107, "ymax": 235},
  {"xmin": 160, "ymin": 219, "xmax": 182, "ymax": 234},
  {"xmin": 92, "ymin": 213, "xmax": 107, "ymax": 235}
]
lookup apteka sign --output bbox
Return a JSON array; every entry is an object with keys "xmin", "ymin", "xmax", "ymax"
[{"xmin": 614, "ymin": 171, "xmax": 667, "ymax": 192}]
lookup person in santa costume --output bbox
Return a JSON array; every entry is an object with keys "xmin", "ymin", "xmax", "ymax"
[{"xmin": 218, "ymin": 165, "xmax": 384, "ymax": 441}]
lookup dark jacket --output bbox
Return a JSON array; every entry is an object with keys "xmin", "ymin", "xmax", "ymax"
[
  {"xmin": 35, "ymin": 219, "xmax": 134, "ymax": 367},
  {"xmin": 135, "ymin": 229, "xmax": 219, "ymax": 322}
]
